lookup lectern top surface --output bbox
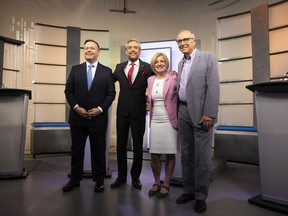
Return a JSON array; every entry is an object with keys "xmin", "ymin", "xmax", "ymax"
[
  {"xmin": 0, "ymin": 88, "xmax": 32, "ymax": 99},
  {"xmin": 246, "ymin": 81, "xmax": 288, "ymax": 93}
]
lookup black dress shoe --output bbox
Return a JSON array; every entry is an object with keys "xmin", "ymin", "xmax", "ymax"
[
  {"xmin": 94, "ymin": 184, "xmax": 105, "ymax": 193},
  {"xmin": 194, "ymin": 200, "xmax": 207, "ymax": 213},
  {"xmin": 132, "ymin": 179, "xmax": 142, "ymax": 190},
  {"xmin": 176, "ymin": 193, "xmax": 195, "ymax": 204},
  {"xmin": 111, "ymin": 178, "xmax": 127, "ymax": 188},
  {"xmin": 62, "ymin": 181, "xmax": 80, "ymax": 192}
]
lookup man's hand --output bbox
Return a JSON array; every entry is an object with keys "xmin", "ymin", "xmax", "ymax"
[
  {"xmin": 199, "ymin": 115, "xmax": 213, "ymax": 130},
  {"xmin": 169, "ymin": 70, "xmax": 178, "ymax": 76},
  {"xmin": 87, "ymin": 108, "xmax": 101, "ymax": 118},
  {"xmin": 75, "ymin": 106, "xmax": 89, "ymax": 119}
]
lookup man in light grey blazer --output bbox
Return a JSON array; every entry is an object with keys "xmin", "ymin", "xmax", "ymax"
[{"xmin": 175, "ymin": 30, "xmax": 220, "ymax": 213}]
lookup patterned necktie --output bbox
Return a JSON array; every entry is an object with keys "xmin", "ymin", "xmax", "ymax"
[
  {"xmin": 87, "ymin": 64, "xmax": 93, "ymax": 90},
  {"xmin": 127, "ymin": 63, "xmax": 135, "ymax": 86}
]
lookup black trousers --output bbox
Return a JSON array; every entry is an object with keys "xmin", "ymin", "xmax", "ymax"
[
  {"xmin": 116, "ymin": 115, "xmax": 146, "ymax": 181},
  {"xmin": 69, "ymin": 123, "xmax": 107, "ymax": 184}
]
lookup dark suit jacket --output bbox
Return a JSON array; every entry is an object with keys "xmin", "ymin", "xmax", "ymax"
[
  {"xmin": 113, "ymin": 60, "xmax": 154, "ymax": 118},
  {"xmin": 65, "ymin": 62, "xmax": 116, "ymax": 127}
]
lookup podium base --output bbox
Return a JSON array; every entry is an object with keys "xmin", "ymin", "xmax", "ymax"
[
  {"xmin": 248, "ymin": 194, "xmax": 288, "ymax": 215},
  {"xmin": 0, "ymin": 168, "xmax": 29, "ymax": 180}
]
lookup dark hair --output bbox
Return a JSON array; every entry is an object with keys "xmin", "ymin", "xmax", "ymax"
[{"xmin": 84, "ymin": 39, "xmax": 100, "ymax": 50}]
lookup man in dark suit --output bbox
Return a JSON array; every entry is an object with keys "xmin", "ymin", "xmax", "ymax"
[
  {"xmin": 63, "ymin": 39, "xmax": 115, "ymax": 193},
  {"xmin": 111, "ymin": 39, "xmax": 154, "ymax": 190},
  {"xmin": 175, "ymin": 30, "xmax": 220, "ymax": 213}
]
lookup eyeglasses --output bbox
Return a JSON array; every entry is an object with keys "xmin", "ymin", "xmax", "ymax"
[{"xmin": 176, "ymin": 37, "xmax": 194, "ymax": 45}]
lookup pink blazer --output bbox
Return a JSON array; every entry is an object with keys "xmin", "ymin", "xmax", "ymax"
[{"xmin": 147, "ymin": 73, "xmax": 178, "ymax": 129}]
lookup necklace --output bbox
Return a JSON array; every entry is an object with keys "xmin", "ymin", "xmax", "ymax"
[
  {"xmin": 156, "ymin": 81, "xmax": 160, "ymax": 94},
  {"xmin": 155, "ymin": 78, "xmax": 163, "ymax": 94}
]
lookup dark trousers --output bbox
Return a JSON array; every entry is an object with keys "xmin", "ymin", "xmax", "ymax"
[
  {"xmin": 116, "ymin": 115, "xmax": 146, "ymax": 181},
  {"xmin": 70, "ymin": 123, "xmax": 107, "ymax": 184}
]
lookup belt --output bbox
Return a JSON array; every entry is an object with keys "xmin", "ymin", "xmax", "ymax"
[{"xmin": 180, "ymin": 101, "xmax": 187, "ymax": 106}]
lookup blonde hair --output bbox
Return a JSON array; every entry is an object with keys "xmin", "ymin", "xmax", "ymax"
[{"xmin": 150, "ymin": 52, "xmax": 169, "ymax": 73}]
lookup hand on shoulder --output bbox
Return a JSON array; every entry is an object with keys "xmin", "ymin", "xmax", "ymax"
[{"xmin": 169, "ymin": 71, "xmax": 178, "ymax": 76}]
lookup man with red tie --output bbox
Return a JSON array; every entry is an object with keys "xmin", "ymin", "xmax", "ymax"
[{"xmin": 111, "ymin": 39, "xmax": 154, "ymax": 189}]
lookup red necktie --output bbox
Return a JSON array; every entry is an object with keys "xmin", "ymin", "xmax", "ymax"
[{"xmin": 127, "ymin": 63, "xmax": 134, "ymax": 86}]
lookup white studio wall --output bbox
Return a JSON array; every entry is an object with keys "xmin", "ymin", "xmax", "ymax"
[
  {"xmin": 0, "ymin": 0, "xmax": 286, "ymax": 153},
  {"xmin": 140, "ymin": 39, "xmax": 201, "ymax": 72}
]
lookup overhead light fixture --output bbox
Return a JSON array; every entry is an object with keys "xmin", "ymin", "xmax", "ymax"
[
  {"xmin": 110, "ymin": 0, "xmax": 136, "ymax": 14},
  {"xmin": 209, "ymin": 0, "xmax": 239, "ymax": 8},
  {"xmin": 209, "ymin": 0, "xmax": 226, "ymax": 6}
]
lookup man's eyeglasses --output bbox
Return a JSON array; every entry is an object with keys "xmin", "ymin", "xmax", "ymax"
[{"xmin": 176, "ymin": 37, "xmax": 194, "ymax": 45}]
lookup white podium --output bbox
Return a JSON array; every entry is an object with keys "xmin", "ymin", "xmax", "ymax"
[
  {"xmin": 0, "ymin": 89, "xmax": 31, "ymax": 179},
  {"xmin": 247, "ymin": 81, "xmax": 288, "ymax": 214}
]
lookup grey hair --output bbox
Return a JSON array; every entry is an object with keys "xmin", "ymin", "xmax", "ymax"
[{"xmin": 125, "ymin": 38, "xmax": 141, "ymax": 49}]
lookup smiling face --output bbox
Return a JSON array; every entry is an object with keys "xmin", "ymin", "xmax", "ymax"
[
  {"xmin": 176, "ymin": 30, "xmax": 196, "ymax": 57},
  {"xmin": 125, "ymin": 40, "xmax": 141, "ymax": 62},
  {"xmin": 84, "ymin": 41, "xmax": 100, "ymax": 63},
  {"xmin": 150, "ymin": 53, "xmax": 169, "ymax": 76},
  {"xmin": 154, "ymin": 55, "xmax": 167, "ymax": 75}
]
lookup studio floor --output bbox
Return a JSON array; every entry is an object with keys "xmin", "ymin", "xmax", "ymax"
[{"xmin": 0, "ymin": 153, "xmax": 286, "ymax": 216}]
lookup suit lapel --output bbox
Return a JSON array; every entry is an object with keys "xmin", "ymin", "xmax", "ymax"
[
  {"xmin": 133, "ymin": 60, "xmax": 145, "ymax": 85},
  {"xmin": 148, "ymin": 76, "xmax": 156, "ymax": 104},
  {"xmin": 187, "ymin": 51, "xmax": 201, "ymax": 85},
  {"xmin": 119, "ymin": 61, "xmax": 130, "ymax": 85},
  {"xmin": 80, "ymin": 63, "xmax": 89, "ymax": 91},
  {"xmin": 177, "ymin": 60, "xmax": 184, "ymax": 88},
  {"xmin": 163, "ymin": 74, "xmax": 170, "ymax": 100},
  {"xmin": 90, "ymin": 63, "xmax": 103, "ymax": 91}
]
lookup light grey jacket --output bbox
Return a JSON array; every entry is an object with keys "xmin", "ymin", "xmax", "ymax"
[{"xmin": 177, "ymin": 49, "xmax": 220, "ymax": 127}]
